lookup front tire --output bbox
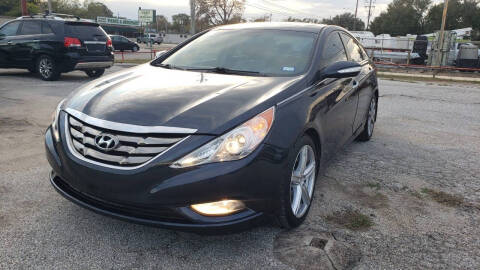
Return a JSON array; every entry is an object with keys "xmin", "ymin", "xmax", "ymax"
[
  {"xmin": 276, "ymin": 135, "xmax": 318, "ymax": 228},
  {"xmin": 357, "ymin": 95, "xmax": 377, "ymax": 141},
  {"xmin": 85, "ymin": 69, "xmax": 105, "ymax": 78},
  {"xmin": 37, "ymin": 55, "xmax": 60, "ymax": 81}
]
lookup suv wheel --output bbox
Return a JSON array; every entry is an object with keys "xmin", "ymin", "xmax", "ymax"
[
  {"xmin": 37, "ymin": 55, "xmax": 60, "ymax": 81},
  {"xmin": 85, "ymin": 69, "xmax": 105, "ymax": 78},
  {"xmin": 276, "ymin": 135, "xmax": 318, "ymax": 228}
]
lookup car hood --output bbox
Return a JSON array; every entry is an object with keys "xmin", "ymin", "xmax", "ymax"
[{"xmin": 64, "ymin": 64, "xmax": 301, "ymax": 135}]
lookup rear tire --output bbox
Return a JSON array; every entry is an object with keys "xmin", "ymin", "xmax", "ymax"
[
  {"xmin": 132, "ymin": 45, "xmax": 139, "ymax": 52},
  {"xmin": 37, "ymin": 55, "xmax": 60, "ymax": 81},
  {"xmin": 276, "ymin": 135, "xmax": 318, "ymax": 228},
  {"xmin": 85, "ymin": 69, "xmax": 105, "ymax": 78},
  {"xmin": 357, "ymin": 95, "xmax": 377, "ymax": 141}
]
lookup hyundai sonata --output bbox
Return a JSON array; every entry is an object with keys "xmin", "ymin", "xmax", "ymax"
[{"xmin": 45, "ymin": 22, "xmax": 378, "ymax": 232}]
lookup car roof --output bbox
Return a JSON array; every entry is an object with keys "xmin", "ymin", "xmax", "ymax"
[{"xmin": 214, "ymin": 22, "xmax": 327, "ymax": 33}]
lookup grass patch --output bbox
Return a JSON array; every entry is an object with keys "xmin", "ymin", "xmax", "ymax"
[
  {"xmin": 421, "ymin": 188, "xmax": 464, "ymax": 207},
  {"xmin": 326, "ymin": 210, "xmax": 374, "ymax": 231},
  {"xmin": 114, "ymin": 59, "xmax": 151, "ymax": 64},
  {"xmin": 366, "ymin": 182, "xmax": 381, "ymax": 190},
  {"xmin": 378, "ymin": 74, "xmax": 480, "ymax": 85}
]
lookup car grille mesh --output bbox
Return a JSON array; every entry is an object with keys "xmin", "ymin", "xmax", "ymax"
[{"xmin": 66, "ymin": 115, "xmax": 186, "ymax": 167}]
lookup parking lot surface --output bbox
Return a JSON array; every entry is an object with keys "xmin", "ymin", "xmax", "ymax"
[{"xmin": 1, "ymin": 66, "xmax": 479, "ymax": 269}]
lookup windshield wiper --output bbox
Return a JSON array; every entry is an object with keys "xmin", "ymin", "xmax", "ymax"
[{"xmin": 185, "ymin": 67, "xmax": 264, "ymax": 76}]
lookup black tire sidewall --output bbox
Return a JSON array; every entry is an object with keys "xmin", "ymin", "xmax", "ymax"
[
  {"xmin": 278, "ymin": 135, "xmax": 318, "ymax": 228},
  {"xmin": 85, "ymin": 69, "xmax": 105, "ymax": 78}
]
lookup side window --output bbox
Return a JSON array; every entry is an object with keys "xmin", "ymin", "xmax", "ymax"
[
  {"xmin": 0, "ymin": 21, "xmax": 21, "ymax": 36},
  {"xmin": 340, "ymin": 33, "xmax": 365, "ymax": 63},
  {"xmin": 41, "ymin": 22, "xmax": 53, "ymax": 34},
  {"xmin": 321, "ymin": 32, "xmax": 348, "ymax": 67},
  {"xmin": 121, "ymin": 37, "xmax": 129, "ymax": 42},
  {"xmin": 19, "ymin": 21, "xmax": 42, "ymax": 35}
]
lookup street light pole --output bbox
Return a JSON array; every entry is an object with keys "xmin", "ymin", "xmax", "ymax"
[
  {"xmin": 353, "ymin": 0, "xmax": 359, "ymax": 31},
  {"xmin": 190, "ymin": 0, "xmax": 196, "ymax": 35},
  {"xmin": 48, "ymin": 0, "xmax": 53, "ymax": 14}
]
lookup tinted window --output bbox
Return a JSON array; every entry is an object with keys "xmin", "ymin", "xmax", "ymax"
[
  {"xmin": 321, "ymin": 32, "xmax": 348, "ymax": 67},
  {"xmin": 41, "ymin": 22, "xmax": 53, "ymax": 34},
  {"xmin": 121, "ymin": 37, "xmax": 129, "ymax": 42},
  {"xmin": 162, "ymin": 29, "xmax": 317, "ymax": 76},
  {"xmin": 20, "ymin": 21, "xmax": 42, "ymax": 35},
  {"xmin": 65, "ymin": 23, "xmax": 107, "ymax": 41},
  {"xmin": 0, "ymin": 21, "xmax": 21, "ymax": 36},
  {"xmin": 340, "ymin": 33, "xmax": 365, "ymax": 62}
]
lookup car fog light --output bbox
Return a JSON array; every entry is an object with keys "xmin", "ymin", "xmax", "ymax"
[{"xmin": 191, "ymin": 200, "xmax": 245, "ymax": 216}]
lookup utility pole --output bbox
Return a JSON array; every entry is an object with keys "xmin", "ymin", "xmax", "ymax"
[
  {"xmin": 190, "ymin": 0, "xmax": 196, "ymax": 35},
  {"xmin": 437, "ymin": 0, "xmax": 449, "ymax": 66},
  {"xmin": 21, "ymin": 0, "xmax": 28, "ymax": 16},
  {"xmin": 353, "ymin": 0, "xmax": 359, "ymax": 31},
  {"xmin": 365, "ymin": 0, "xmax": 375, "ymax": 30},
  {"xmin": 47, "ymin": 0, "xmax": 53, "ymax": 14}
]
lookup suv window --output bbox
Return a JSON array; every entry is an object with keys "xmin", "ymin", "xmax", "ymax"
[
  {"xmin": 65, "ymin": 23, "xmax": 107, "ymax": 41},
  {"xmin": 321, "ymin": 32, "xmax": 348, "ymax": 67},
  {"xmin": 41, "ymin": 22, "xmax": 53, "ymax": 34},
  {"xmin": 19, "ymin": 21, "xmax": 42, "ymax": 35},
  {"xmin": 340, "ymin": 33, "xmax": 366, "ymax": 63},
  {"xmin": 0, "ymin": 21, "xmax": 21, "ymax": 36}
]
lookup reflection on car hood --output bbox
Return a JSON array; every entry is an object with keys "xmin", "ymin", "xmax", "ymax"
[{"xmin": 64, "ymin": 64, "xmax": 301, "ymax": 134}]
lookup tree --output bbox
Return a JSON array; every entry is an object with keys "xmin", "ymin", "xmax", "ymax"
[
  {"xmin": 322, "ymin": 12, "xmax": 365, "ymax": 31},
  {"xmin": 0, "ymin": 0, "xmax": 41, "ymax": 16},
  {"xmin": 171, "ymin": 13, "xmax": 191, "ymax": 34},
  {"xmin": 424, "ymin": 0, "xmax": 480, "ymax": 33},
  {"xmin": 369, "ymin": 0, "xmax": 431, "ymax": 35},
  {"xmin": 195, "ymin": 0, "xmax": 245, "ymax": 25}
]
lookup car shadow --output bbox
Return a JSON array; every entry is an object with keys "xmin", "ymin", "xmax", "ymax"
[{"xmin": 0, "ymin": 69, "xmax": 94, "ymax": 82}]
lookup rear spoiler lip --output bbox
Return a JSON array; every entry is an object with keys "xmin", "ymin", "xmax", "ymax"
[{"xmin": 64, "ymin": 21, "xmax": 100, "ymax": 27}]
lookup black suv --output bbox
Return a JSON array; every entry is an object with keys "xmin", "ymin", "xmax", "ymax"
[{"xmin": 0, "ymin": 14, "xmax": 114, "ymax": 81}]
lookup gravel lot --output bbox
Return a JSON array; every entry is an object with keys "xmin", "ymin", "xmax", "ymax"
[{"xmin": 0, "ymin": 66, "xmax": 479, "ymax": 269}]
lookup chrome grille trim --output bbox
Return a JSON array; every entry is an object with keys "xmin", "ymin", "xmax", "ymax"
[
  {"xmin": 63, "ymin": 113, "xmax": 190, "ymax": 170},
  {"xmin": 65, "ymin": 108, "xmax": 197, "ymax": 134}
]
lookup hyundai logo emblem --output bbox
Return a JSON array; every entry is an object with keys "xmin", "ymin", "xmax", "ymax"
[{"xmin": 94, "ymin": 133, "xmax": 119, "ymax": 151}]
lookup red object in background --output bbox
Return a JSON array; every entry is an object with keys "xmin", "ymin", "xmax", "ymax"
[
  {"xmin": 64, "ymin": 37, "xmax": 81, "ymax": 48},
  {"xmin": 21, "ymin": 0, "xmax": 28, "ymax": 16}
]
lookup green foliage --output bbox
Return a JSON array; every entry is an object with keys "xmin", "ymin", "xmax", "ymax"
[
  {"xmin": 370, "ymin": 0, "xmax": 480, "ymax": 36},
  {"xmin": 370, "ymin": 0, "xmax": 431, "ymax": 35},
  {"xmin": 322, "ymin": 12, "xmax": 366, "ymax": 31},
  {"xmin": 0, "ymin": 0, "xmax": 112, "ymax": 19}
]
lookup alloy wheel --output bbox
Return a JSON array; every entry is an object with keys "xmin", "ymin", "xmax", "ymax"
[
  {"xmin": 367, "ymin": 98, "xmax": 377, "ymax": 137},
  {"xmin": 290, "ymin": 145, "xmax": 316, "ymax": 218},
  {"xmin": 39, "ymin": 58, "xmax": 53, "ymax": 79}
]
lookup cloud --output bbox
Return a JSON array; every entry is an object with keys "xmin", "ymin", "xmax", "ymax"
[{"xmin": 98, "ymin": 0, "xmax": 393, "ymax": 24}]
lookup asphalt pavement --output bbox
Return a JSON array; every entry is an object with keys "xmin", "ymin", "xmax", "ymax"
[{"xmin": 0, "ymin": 66, "xmax": 479, "ymax": 269}]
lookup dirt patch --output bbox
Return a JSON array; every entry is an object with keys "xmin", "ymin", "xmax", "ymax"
[
  {"xmin": 0, "ymin": 117, "xmax": 33, "ymax": 133},
  {"xmin": 325, "ymin": 210, "xmax": 374, "ymax": 231},
  {"xmin": 421, "ymin": 188, "xmax": 464, "ymax": 207}
]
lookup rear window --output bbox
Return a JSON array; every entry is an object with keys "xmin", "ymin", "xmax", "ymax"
[{"xmin": 65, "ymin": 23, "xmax": 107, "ymax": 41}]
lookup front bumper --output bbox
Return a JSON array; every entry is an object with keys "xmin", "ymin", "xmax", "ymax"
[{"xmin": 45, "ymin": 122, "xmax": 288, "ymax": 232}]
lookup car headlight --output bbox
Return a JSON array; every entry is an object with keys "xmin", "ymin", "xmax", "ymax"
[
  {"xmin": 51, "ymin": 99, "xmax": 66, "ymax": 141},
  {"xmin": 171, "ymin": 107, "xmax": 275, "ymax": 168}
]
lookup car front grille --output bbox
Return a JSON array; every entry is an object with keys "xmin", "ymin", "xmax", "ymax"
[{"xmin": 66, "ymin": 115, "xmax": 187, "ymax": 167}]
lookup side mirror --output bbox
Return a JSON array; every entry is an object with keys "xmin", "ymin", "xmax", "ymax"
[
  {"xmin": 155, "ymin": 50, "xmax": 167, "ymax": 59},
  {"xmin": 320, "ymin": 61, "xmax": 361, "ymax": 79}
]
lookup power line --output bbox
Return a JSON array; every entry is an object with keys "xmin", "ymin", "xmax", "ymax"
[
  {"xmin": 244, "ymin": 2, "xmax": 298, "ymax": 19},
  {"xmin": 259, "ymin": 0, "xmax": 322, "ymax": 19}
]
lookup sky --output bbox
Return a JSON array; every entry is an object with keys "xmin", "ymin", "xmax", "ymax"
[{"xmin": 99, "ymin": 0, "xmax": 392, "ymax": 24}]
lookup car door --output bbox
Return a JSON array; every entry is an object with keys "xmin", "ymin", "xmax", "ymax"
[
  {"xmin": 339, "ymin": 32, "xmax": 373, "ymax": 134},
  {"xmin": 11, "ymin": 20, "xmax": 43, "ymax": 67},
  {"xmin": 0, "ymin": 21, "xmax": 21, "ymax": 67},
  {"xmin": 312, "ymin": 31, "xmax": 355, "ymax": 155}
]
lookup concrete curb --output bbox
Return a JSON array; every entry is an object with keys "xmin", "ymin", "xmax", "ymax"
[{"xmin": 378, "ymin": 71, "xmax": 480, "ymax": 82}]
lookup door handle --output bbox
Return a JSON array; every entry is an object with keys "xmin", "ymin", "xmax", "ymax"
[{"xmin": 7, "ymin": 41, "xmax": 13, "ymax": 45}]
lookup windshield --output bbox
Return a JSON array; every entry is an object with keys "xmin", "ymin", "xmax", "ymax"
[{"xmin": 159, "ymin": 29, "xmax": 317, "ymax": 76}]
